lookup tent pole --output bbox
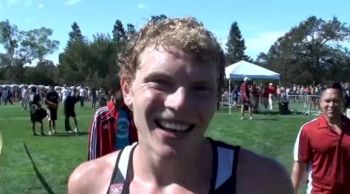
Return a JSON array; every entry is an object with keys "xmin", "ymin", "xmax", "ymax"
[{"xmin": 229, "ymin": 79, "xmax": 231, "ymax": 115}]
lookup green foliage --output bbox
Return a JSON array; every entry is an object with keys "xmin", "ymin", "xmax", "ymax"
[
  {"xmin": 258, "ymin": 16, "xmax": 350, "ymax": 85},
  {"xmin": 225, "ymin": 21, "xmax": 250, "ymax": 64},
  {"xmin": 150, "ymin": 14, "xmax": 168, "ymax": 22},
  {"xmin": 112, "ymin": 20, "xmax": 126, "ymax": 42},
  {"xmin": 59, "ymin": 21, "xmax": 126, "ymax": 89},
  {"xmin": 0, "ymin": 20, "xmax": 59, "ymax": 83}
]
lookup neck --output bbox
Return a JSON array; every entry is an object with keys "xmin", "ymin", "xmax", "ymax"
[
  {"xmin": 326, "ymin": 115, "xmax": 342, "ymax": 126},
  {"xmin": 133, "ymin": 139, "xmax": 212, "ymax": 187}
]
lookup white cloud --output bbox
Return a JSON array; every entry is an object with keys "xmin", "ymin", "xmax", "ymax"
[
  {"xmin": 64, "ymin": 0, "xmax": 81, "ymax": 6},
  {"xmin": 245, "ymin": 31, "xmax": 285, "ymax": 58},
  {"xmin": 137, "ymin": 3, "xmax": 145, "ymax": 9},
  {"xmin": 37, "ymin": 3, "xmax": 43, "ymax": 8}
]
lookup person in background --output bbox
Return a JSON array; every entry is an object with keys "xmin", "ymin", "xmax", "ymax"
[
  {"xmin": 268, "ymin": 83, "xmax": 276, "ymax": 111},
  {"xmin": 21, "ymin": 86, "xmax": 29, "ymax": 111},
  {"xmin": 68, "ymin": 17, "xmax": 292, "ymax": 194},
  {"xmin": 291, "ymin": 83, "xmax": 350, "ymax": 194},
  {"xmin": 91, "ymin": 88, "xmax": 97, "ymax": 110},
  {"xmin": 64, "ymin": 89, "xmax": 80, "ymax": 134},
  {"xmin": 4, "ymin": 88, "xmax": 13, "ymax": 105},
  {"xmin": 45, "ymin": 85, "xmax": 60, "ymax": 135},
  {"xmin": 344, "ymin": 82, "xmax": 350, "ymax": 118},
  {"xmin": 29, "ymin": 87, "xmax": 47, "ymax": 136},
  {"xmin": 240, "ymin": 77, "xmax": 253, "ymax": 120},
  {"xmin": 79, "ymin": 84, "xmax": 86, "ymax": 107},
  {"xmin": 87, "ymin": 88, "xmax": 138, "ymax": 160},
  {"xmin": 61, "ymin": 85, "xmax": 70, "ymax": 105},
  {"xmin": 98, "ymin": 88, "xmax": 107, "ymax": 108}
]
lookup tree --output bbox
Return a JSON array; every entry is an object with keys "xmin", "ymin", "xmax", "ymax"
[
  {"xmin": 150, "ymin": 14, "xmax": 168, "ymax": 22},
  {"xmin": 69, "ymin": 22, "xmax": 83, "ymax": 42},
  {"xmin": 112, "ymin": 19, "xmax": 126, "ymax": 42},
  {"xmin": 0, "ymin": 20, "xmax": 59, "ymax": 82},
  {"xmin": 20, "ymin": 27, "xmax": 59, "ymax": 63},
  {"xmin": 225, "ymin": 21, "xmax": 250, "ymax": 64},
  {"xmin": 0, "ymin": 20, "xmax": 23, "ymax": 67},
  {"xmin": 126, "ymin": 23, "xmax": 136, "ymax": 40},
  {"xmin": 258, "ymin": 16, "xmax": 350, "ymax": 84}
]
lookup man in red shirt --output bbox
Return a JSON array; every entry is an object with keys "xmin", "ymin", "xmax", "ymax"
[{"xmin": 292, "ymin": 83, "xmax": 350, "ymax": 194}]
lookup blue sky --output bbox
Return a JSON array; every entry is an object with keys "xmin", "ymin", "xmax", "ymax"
[{"xmin": 1, "ymin": 0, "xmax": 350, "ymax": 64}]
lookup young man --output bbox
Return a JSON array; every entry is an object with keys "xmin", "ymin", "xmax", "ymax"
[
  {"xmin": 68, "ymin": 17, "xmax": 292, "ymax": 194},
  {"xmin": 87, "ymin": 89, "xmax": 138, "ymax": 160},
  {"xmin": 29, "ymin": 87, "xmax": 47, "ymax": 136},
  {"xmin": 292, "ymin": 83, "xmax": 350, "ymax": 194},
  {"xmin": 240, "ymin": 77, "xmax": 253, "ymax": 120},
  {"xmin": 45, "ymin": 85, "xmax": 59, "ymax": 134},
  {"xmin": 64, "ymin": 90, "xmax": 80, "ymax": 133}
]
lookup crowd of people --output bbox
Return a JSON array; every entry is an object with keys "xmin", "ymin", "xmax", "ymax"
[
  {"xmin": 222, "ymin": 81, "xmax": 350, "ymax": 117},
  {"xmin": 0, "ymin": 84, "xmax": 111, "ymax": 110}
]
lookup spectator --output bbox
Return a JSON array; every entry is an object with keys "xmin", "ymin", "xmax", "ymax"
[
  {"xmin": 91, "ymin": 88, "xmax": 97, "ymax": 109},
  {"xmin": 79, "ymin": 85, "xmax": 86, "ymax": 107},
  {"xmin": 87, "ymin": 89, "xmax": 138, "ymax": 160},
  {"xmin": 240, "ymin": 77, "xmax": 253, "ymax": 120},
  {"xmin": 292, "ymin": 83, "xmax": 350, "ymax": 194},
  {"xmin": 64, "ymin": 89, "xmax": 80, "ymax": 133},
  {"xmin": 29, "ymin": 87, "xmax": 47, "ymax": 136},
  {"xmin": 344, "ymin": 82, "xmax": 350, "ymax": 118},
  {"xmin": 45, "ymin": 85, "xmax": 59, "ymax": 134},
  {"xmin": 267, "ymin": 83, "xmax": 276, "ymax": 111}
]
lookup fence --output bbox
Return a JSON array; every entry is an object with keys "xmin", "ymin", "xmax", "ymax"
[{"xmin": 221, "ymin": 93, "xmax": 321, "ymax": 116}]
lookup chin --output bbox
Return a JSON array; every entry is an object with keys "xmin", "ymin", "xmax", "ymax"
[{"xmin": 154, "ymin": 144, "xmax": 181, "ymax": 159}]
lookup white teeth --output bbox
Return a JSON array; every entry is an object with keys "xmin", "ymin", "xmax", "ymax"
[{"xmin": 159, "ymin": 120, "xmax": 191, "ymax": 131}]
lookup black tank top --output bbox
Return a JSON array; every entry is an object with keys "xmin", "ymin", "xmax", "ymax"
[{"xmin": 106, "ymin": 138, "xmax": 240, "ymax": 194}]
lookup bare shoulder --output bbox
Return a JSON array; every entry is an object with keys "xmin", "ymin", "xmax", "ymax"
[
  {"xmin": 68, "ymin": 151, "xmax": 120, "ymax": 194},
  {"xmin": 236, "ymin": 148, "xmax": 292, "ymax": 194}
]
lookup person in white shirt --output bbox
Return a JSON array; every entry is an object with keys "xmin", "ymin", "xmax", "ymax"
[
  {"xmin": 21, "ymin": 86, "xmax": 29, "ymax": 111},
  {"xmin": 61, "ymin": 85, "xmax": 70, "ymax": 104},
  {"xmin": 79, "ymin": 85, "xmax": 86, "ymax": 107}
]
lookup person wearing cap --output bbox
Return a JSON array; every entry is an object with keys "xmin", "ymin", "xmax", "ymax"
[{"xmin": 240, "ymin": 77, "xmax": 253, "ymax": 120}]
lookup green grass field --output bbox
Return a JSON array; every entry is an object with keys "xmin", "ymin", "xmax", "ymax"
[{"xmin": 0, "ymin": 102, "xmax": 313, "ymax": 193}]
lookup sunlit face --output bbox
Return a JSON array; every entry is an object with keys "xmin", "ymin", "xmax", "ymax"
[
  {"xmin": 320, "ymin": 88, "xmax": 343, "ymax": 120},
  {"xmin": 121, "ymin": 46, "xmax": 218, "ymax": 157}
]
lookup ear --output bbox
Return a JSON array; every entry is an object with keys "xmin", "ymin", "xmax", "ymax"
[{"xmin": 120, "ymin": 76, "xmax": 133, "ymax": 109}]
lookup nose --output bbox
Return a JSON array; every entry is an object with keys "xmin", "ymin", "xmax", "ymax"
[{"xmin": 164, "ymin": 87, "xmax": 187, "ymax": 111}]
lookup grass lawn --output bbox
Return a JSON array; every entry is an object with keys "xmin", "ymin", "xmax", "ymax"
[{"xmin": 0, "ymin": 102, "xmax": 313, "ymax": 193}]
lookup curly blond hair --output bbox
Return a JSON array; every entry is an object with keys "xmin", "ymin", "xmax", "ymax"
[{"xmin": 118, "ymin": 17, "xmax": 225, "ymax": 90}]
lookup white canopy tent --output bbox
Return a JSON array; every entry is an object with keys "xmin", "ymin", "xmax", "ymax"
[
  {"xmin": 225, "ymin": 60, "xmax": 280, "ymax": 80},
  {"xmin": 224, "ymin": 60, "xmax": 280, "ymax": 114}
]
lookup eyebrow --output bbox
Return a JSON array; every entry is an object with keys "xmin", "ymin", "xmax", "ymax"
[
  {"xmin": 143, "ymin": 72, "xmax": 216, "ymax": 86},
  {"xmin": 143, "ymin": 72, "xmax": 172, "ymax": 81}
]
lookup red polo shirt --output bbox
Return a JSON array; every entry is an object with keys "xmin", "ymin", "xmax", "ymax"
[{"xmin": 294, "ymin": 114, "xmax": 350, "ymax": 194}]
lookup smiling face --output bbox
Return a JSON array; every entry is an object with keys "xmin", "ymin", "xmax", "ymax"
[
  {"xmin": 320, "ymin": 88, "xmax": 344, "ymax": 121},
  {"xmin": 121, "ymin": 46, "xmax": 218, "ymax": 157}
]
